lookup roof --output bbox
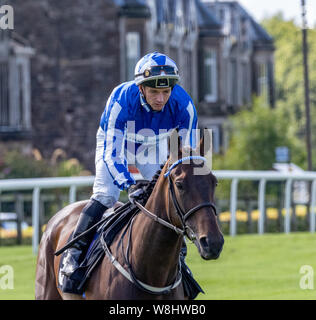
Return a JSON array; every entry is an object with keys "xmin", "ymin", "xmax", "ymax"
[
  {"xmin": 114, "ymin": 0, "xmax": 151, "ymax": 18},
  {"xmin": 195, "ymin": 0, "xmax": 223, "ymax": 37},
  {"xmin": 204, "ymin": 1, "xmax": 274, "ymax": 46}
]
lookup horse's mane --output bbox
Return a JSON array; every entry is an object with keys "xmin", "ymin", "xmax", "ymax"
[{"xmin": 141, "ymin": 163, "xmax": 166, "ymax": 203}]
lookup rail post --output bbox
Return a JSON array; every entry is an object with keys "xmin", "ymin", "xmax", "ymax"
[
  {"xmin": 284, "ymin": 179, "xmax": 293, "ymax": 234},
  {"xmin": 258, "ymin": 179, "xmax": 266, "ymax": 234},
  {"xmin": 32, "ymin": 187, "xmax": 41, "ymax": 254},
  {"xmin": 230, "ymin": 179, "xmax": 239, "ymax": 236},
  {"xmin": 310, "ymin": 179, "xmax": 316, "ymax": 233}
]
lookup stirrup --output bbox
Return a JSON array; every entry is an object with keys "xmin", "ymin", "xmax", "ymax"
[{"xmin": 60, "ymin": 247, "xmax": 82, "ymax": 277}]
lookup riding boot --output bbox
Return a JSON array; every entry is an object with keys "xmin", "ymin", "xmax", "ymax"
[{"xmin": 60, "ymin": 199, "xmax": 108, "ymax": 277}]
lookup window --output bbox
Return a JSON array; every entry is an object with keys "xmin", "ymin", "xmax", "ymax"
[
  {"xmin": 126, "ymin": 32, "xmax": 141, "ymax": 81},
  {"xmin": 242, "ymin": 62, "xmax": 249, "ymax": 105},
  {"xmin": 0, "ymin": 59, "xmax": 31, "ymax": 132},
  {"xmin": 0, "ymin": 62, "xmax": 9, "ymax": 127},
  {"xmin": 182, "ymin": 51, "xmax": 192, "ymax": 94},
  {"xmin": 258, "ymin": 62, "xmax": 268, "ymax": 103},
  {"xmin": 18, "ymin": 65, "xmax": 25, "ymax": 127},
  {"xmin": 0, "ymin": 30, "xmax": 5, "ymax": 41},
  {"xmin": 174, "ymin": 0, "xmax": 185, "ymax": 35},
  {"xmin": 204, "ymin": 48, "xmax": 217, "ymax": 102},
  {"xmin": 229, "ymin": 59, "xmax": 238, "ymax": 105}
]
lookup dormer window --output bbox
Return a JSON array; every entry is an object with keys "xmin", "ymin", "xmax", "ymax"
[{"xmin": 219, "ymin": 6, "xmax": 231, "ymax": 36}]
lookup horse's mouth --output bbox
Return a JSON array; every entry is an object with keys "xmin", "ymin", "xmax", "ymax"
[
  {"xmin": 194, "ymin": 237, "xmax": 224, "ymax": 261},
  {"xmin": 200, "ymin": 250, "xmax": 221, "ymax": 260}
]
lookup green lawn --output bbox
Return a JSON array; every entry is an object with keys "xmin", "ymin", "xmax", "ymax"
[
  {"xmin": 0, "ymin": 232, "xmax": 316, "ymax": 300},
  {"xmin": 188, "ymin": 232, "xmax": 316, "ymax": 300},
  {"xmin": 0, "ymin": 246, "xmax": 36, "ymax": 300}
]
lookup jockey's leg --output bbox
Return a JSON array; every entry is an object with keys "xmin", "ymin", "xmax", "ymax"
[
  {"xmin": 60, "ymin": 199, "xmax": 108, "ymax": 277},
  {"xmin": 61, "ymin": 138, "xmax": 120, "ymax": 278}
]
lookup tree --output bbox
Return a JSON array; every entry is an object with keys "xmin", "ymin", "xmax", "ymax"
[
  {"xmin": 214, "ymin": 97, "xmax": 305, "ymax": 172},
  {"xmin": 213, "ymin": 98, "xmax": 305, "ymax": 201},
  {"xmin": 262, "ymin": 14, "xmax": 316, "ymax": 170}
]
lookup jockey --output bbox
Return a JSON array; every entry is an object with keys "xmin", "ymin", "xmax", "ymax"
[{"xmin": 60, "ymin": 52, "xmax": 198, "ymax": 282}]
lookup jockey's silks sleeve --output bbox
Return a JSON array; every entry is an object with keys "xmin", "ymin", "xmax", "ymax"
[
  {"xmin": 99, "ymin": 81, "xmax": 198, "ymax": 190},
  {"xmin": 101, "ymin": 84, "xmax": 136, "ymax": 190}
]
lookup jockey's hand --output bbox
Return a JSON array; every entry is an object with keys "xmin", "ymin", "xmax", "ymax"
[{"xmin": 128, "ymin": 180, "xmax": 149, "ymax": 205}]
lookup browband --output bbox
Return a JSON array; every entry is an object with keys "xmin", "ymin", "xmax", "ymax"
[{"xmin": 164, "ymin": 156, "xmax": 207, "ymax": 177}]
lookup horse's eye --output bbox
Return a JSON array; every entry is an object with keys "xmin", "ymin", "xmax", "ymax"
[{"xmin": 175, "ymin": 181, "xmax": 184, "ymax": 190}]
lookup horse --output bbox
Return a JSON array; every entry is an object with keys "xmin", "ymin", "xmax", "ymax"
[{"xmin": 35, "ymin": 130, "xmax": 224, "ymax": 300}]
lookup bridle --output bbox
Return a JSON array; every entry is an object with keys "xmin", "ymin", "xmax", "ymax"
[
  {"xmin": 102, "ymin": 155, "xmax": 218, "ymax": 295},
  {"xmin": 135, "ymin": 156, "xmax": 217, "ymax": 241}
]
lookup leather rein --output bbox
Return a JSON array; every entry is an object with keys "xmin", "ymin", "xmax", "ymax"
[
  {"xmin": 102, "ymin": 155, "xmax": 217, "ymax": 295},
  {"xmin": 135, "ymin": 156, "xmax": 217, "ymax": 241}
]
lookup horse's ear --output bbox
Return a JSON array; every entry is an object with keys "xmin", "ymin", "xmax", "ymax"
[
  {"xmin": 199, "ymin": 128, "xmax": 212, "ymax": 157},
  {"xmin": 168, "ymin": 128, "xmax": 181, "ymax": 161}
]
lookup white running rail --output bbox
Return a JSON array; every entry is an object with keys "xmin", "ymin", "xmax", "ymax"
[{"xmin": 0, "ymin": 171, "xmax": 315, "ymax": 253}]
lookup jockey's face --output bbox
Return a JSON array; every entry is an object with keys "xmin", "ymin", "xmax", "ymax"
[{"xmin": 140, "ymin": 86, "xmax": 172, "ymax": 111}]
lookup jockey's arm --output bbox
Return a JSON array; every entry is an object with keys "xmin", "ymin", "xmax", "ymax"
[{"xmin": 102, "ymin": 101, "xmax": 136, "ymax": 191}]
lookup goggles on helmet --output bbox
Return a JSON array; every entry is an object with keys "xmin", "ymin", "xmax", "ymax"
[{"xmin": 135, "ymin": 65, "xmax": 179, "ymax": 78}]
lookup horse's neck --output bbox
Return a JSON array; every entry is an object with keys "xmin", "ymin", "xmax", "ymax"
[{"xmin": 129, "ymin": 172, "xmax": 183, "ymax": 287}]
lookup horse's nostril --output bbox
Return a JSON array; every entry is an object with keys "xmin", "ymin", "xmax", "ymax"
[{"xmin": 199, "ymin": 236, "xmax": 209, "ymax": 250}]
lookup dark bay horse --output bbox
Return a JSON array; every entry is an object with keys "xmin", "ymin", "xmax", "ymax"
[{"xmin": 35, "ymin": 131, "xmax": 224, "ymax": 300}]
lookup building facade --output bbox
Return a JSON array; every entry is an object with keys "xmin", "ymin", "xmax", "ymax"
[{"xmin": 0, "ymin": 0, "xmax": 274, "ymax": 170}]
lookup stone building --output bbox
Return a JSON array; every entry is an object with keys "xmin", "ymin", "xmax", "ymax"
[{"xmin": 0, "ymin": 0, "xmax": 274, "ymax": 171}]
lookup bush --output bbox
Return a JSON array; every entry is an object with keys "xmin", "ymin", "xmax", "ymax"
[
  {"xmin": 0, "ymin": 149, "xmax": 91, "ymax": 179},
  {"xmin": 0, "ymin": 151, "xmax": 52, "ymax": 179}
]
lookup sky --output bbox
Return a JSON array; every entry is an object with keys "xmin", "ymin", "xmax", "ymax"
[
  {"xmin": 204, "ymin": 0, "xmax": 316, "ymax": 28},
  {"xmin": 237, "ymin": 0, "xmax": 316, "ymax": 27}
]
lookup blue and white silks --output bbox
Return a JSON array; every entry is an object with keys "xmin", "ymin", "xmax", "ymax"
[{"xmin": 96, "ymin": 81, "xmax": 198, "ymax": 194}]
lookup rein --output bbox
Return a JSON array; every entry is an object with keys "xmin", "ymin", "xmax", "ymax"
[
  {"xmin": 136, "ymin": 155, "xmax": 217, "ymax": 241},
  {"xmin": 102, "ymin": 155, "xmax": 217, "ymax": 295}
]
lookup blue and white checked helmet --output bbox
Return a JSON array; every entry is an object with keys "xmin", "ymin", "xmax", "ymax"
[{"xmin": 134, "ymin": 52, "xmax": 180, "ymax": 88}]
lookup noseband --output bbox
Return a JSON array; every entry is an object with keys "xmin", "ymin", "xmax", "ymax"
[{"xmin": 135, "ymin": 156, "xmax": 217, "ymax": 241}]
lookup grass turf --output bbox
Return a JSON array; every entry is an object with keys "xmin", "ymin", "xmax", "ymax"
[{"xmin": 0, "ymin": 232, "xmax": 315, "ymax": 300}]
